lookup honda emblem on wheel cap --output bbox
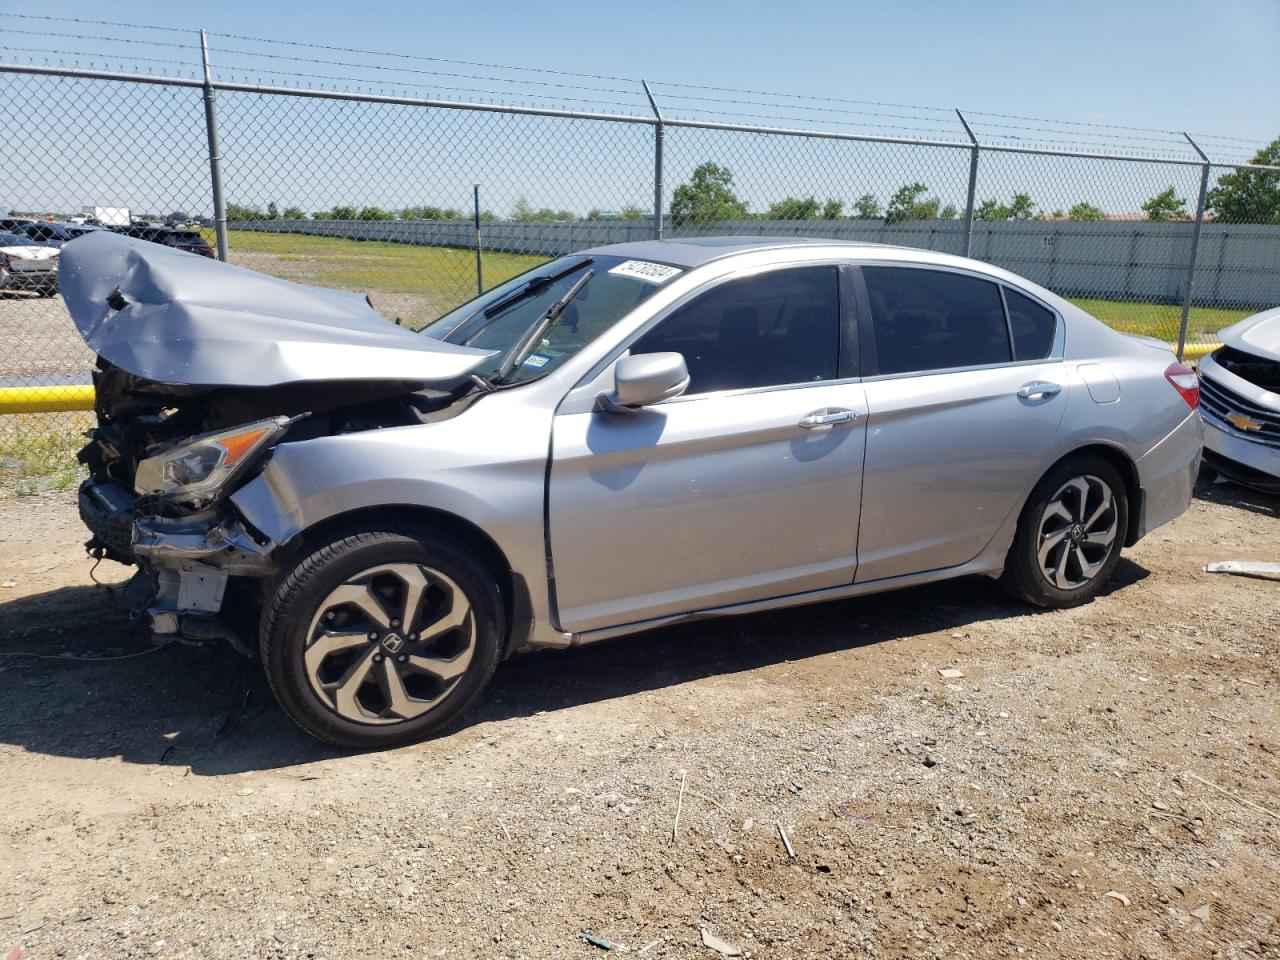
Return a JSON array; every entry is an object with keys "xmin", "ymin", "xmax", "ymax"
[{"xmin": 381, "ymin": 633, "xmax": 405, "ymax": 654}]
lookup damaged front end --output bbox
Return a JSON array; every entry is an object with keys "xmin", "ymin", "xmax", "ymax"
[
  {"xmin": 64, "ymin": 231, "xmax": 494, "ymax": 653},
  {"xmin": 77, "ymin": 363, "xmax": 468, "ymax": 653}
]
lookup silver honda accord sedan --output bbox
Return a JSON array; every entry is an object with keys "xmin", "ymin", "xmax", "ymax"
[{"xmin": 63, "ymin": 232, "xmax": 1202, "ymax": 748}]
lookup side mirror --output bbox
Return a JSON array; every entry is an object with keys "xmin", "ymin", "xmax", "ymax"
[{"xmin": 602, "ymin": 352, "xmax": 689, "ymax": 411}]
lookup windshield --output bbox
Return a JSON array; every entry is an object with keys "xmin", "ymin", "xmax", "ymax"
[{"xmin": 421, "ymin": 254, "xmax": 682, "ymax": 384}]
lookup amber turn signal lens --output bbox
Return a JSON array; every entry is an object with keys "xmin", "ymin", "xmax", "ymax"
[{"xmin": 217, "ymin": 427, "xmax": 272, "ymax": 466}]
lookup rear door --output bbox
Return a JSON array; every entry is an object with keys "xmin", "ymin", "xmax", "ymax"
[
  {"xmin": 854, "ymin": 265, "xmax": 1068, "ymax": 582},
  {"xmin": 548, "ymin": 264, "xmax": 867, "ymax": 633}
]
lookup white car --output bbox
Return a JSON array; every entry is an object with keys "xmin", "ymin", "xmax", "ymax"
[
  {"xmin": 1198, "ymin": 306, "xmax": 1280, "ymax": 492},
  {"xmin": 0, "ymin": 230, "xmax": 59, "ymax": 295}
]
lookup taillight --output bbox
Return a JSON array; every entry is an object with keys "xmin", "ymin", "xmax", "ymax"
[{"xmin": 1165, "ymin": 361, "xmax": 1200, "ymax": 410}]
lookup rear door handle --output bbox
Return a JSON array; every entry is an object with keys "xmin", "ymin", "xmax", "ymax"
[
  {"xmin": 798, "ymin": 408, "xmax": 859, "ymax": 430},
  {"xmin": 1017, "ymin": 381, "xmax": 1062, "ymax": 400}
]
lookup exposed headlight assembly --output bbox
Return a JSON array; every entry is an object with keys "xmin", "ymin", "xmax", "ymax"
[{"xmin": 135, "ymin": 417, "xmax": 290, "ymax": 501}]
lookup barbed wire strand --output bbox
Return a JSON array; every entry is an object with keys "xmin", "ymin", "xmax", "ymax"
[{"xmin": 0, "ymin": 13, "xmax": 1267, "ymax": 152}]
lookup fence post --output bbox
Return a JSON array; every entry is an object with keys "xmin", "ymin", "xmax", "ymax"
[
  {"xmin": 199, "ymin": 30, "xmax": 229, "ymax": 262},
  {"xmin": 1177, "ymin": 132, "xmax": 1210, "ymax": 362},
  {"xmin": 956, "ymin": 109, "xmax": 979, "ymax": 258},
  {"xmin": 642, "ymin": 80, "xmax": 664, "ymax": 240},
  {"xmin": 473, "ymin": 183, "xmax": 484, "ymax": 294}
]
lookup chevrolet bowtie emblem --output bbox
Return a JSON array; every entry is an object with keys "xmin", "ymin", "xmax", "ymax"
[{"xmin": 1226, "ymin": 411, "xmax": 1264, "ymax": 432}]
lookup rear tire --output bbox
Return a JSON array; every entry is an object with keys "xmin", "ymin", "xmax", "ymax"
[
  {"xmin": 261, "ymin": 523, "xmax": 504, "ymax": 749},
  {"xmin": 1000, "ymin": 455, "xmax": 1128, "ymax": 608}
]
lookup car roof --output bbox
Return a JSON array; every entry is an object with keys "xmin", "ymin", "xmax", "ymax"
[{"xmin": 580, "ymin": 235, "xmax": 976, "ymax": 271}]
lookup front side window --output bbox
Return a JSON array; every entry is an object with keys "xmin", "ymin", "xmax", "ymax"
[
  {"xmin": 863, "ymin": 267, "xmax": 1011, "ymax": 375},
  {"xmin": 631, "ymin": 266, "xmax": 840, "ymax": 394}
]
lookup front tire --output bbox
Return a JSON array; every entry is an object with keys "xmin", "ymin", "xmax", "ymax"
[
  {"xmin": 1000, "ymin": 455, "xmax": 1128, "ymax": 608},
  {"xmin": 261, "ymin": 523, "xmax": 504, "ymax": 749}
]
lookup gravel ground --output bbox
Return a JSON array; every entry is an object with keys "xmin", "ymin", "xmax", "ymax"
[
  {"xmin": 0, "ymin": 476, "xmax": 1277, "ymax": 959},
  {"xmin": 0, "ymin": 291, "xmax": 92, "ymax": 382}
]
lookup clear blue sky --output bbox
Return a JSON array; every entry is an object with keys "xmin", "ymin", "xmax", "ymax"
[{"xmin": 16, "ymin": 0, "xmax": 1273, "ymax": 148}]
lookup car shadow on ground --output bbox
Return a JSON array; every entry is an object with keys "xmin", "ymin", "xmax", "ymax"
[
  {"xmin": 0, "ymin": 560, "xmax": 1148, "ymax": 776},
  {"xmin": 1195, "ymin": 471, "xmax": 1280, "ymax": 518}
]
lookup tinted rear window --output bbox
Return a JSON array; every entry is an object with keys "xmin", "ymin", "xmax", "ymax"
[{"xmin": 863, "ymin": 267, "xmax": 1011, "ymax": 375}]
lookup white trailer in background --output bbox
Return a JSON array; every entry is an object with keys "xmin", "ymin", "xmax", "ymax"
[{"xmin": 83, "ymin": 207, "xmax": 131, "ymax": 226}]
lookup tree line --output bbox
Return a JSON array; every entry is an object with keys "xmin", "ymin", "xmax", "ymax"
[
  {"xmin": 668, "ymin": 158, "xmax": 1278, "ymax": 226},
  {"xmin": 223, "ymin": 136, "xmax": 1279, "ymax": 226},
  {"xmin": 224, "ymin": 197, "xmax": 648, "ymax": 223}
]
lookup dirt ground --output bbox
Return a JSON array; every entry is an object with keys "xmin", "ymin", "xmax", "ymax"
[{"xmin": 0, "ymin": 475, "xmax": 1277, "ymax": 959}]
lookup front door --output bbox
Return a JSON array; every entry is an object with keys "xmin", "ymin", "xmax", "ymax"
[{"xmin": 548, "ymin": 265, "xmax": 866, "ymax": 633}]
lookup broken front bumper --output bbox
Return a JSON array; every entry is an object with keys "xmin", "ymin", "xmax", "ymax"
[
  {"xmin": 79, "ymin": 478, "xmax": 279, "ymax": 646},
  {"xmin": 1201, "ymin": 413, "xmax": 1280, "ymax": 492}
]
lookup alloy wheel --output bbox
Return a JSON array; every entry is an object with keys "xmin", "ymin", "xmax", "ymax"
[
  {"xmin": 1036, "ymin": 474, "xmax": 1119, "ymax": 590},
  {"xmin": 303, "ymin": 562, "xmax": 474, "ymax": 725}
]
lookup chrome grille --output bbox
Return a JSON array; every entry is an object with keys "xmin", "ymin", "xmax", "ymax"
[{"xmin": 1198, "ymin": 373, "xmax": 1280, "ymax": 448}]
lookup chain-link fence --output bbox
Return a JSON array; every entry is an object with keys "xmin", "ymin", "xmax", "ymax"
[{"xmin": 2, "ymin": 52, "xmax": 1278, "ymax": 491}]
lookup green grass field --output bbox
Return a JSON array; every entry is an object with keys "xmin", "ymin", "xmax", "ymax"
[
  {"xmin": 1067, "ymin": 297, "xmax": 1249, "ymax": 341},
  {"xmin": 220, "ymin": 230, "xmax": 547, "ymax": 327},
  {"xmin": 222, "ymin": 229, "xmax": 546, "ymax": 290},
  {"xmin": 219, "ymin": 229, "xmax": 1247, "ymax": 340},
  {"xmin": 0, "ymin": 414, "xmax": 91, "ymax": 497}
]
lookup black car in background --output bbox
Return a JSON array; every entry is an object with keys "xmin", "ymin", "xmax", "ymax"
[
  {"xmin": 20, "ymin": 221, "xmax": 103, "ymax": 245},
  {"xmin": 112, "ymin": 224, "xmax": 215, "ymax": 258}
]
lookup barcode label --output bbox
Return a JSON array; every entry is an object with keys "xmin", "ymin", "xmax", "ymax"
[{"xmin": 607, "ymin": 260, "xmax": 683, "ymax": 284}]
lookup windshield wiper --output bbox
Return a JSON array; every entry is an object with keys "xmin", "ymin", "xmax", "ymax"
[
  {"xmin": 491, "ymin": 268, "xmax": 594, "ymax": 384},
  {"xmin": 445, "ymin": 257, "xmax": 593, "ymax": 345}
]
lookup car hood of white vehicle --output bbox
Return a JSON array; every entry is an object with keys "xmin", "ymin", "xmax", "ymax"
[
  {"xmin": 58, "ymin": 230, "xmax": 495, "ymax": 388},
  {"xmin": 1218, "ymin": 306, "xmax": 1280, "ymax": 364}
]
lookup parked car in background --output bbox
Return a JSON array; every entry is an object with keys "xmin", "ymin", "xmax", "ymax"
[
  {"xmin": 111, "ymin": 224, "xmax": 215, "ymax": 258},
  {"xmin": 0, "ymin": 217, "xmax": 37, "ymax": 233},
  {"xmin": 161, "ymin": 229, "xmax": 216, "ymax": 258},
  {"xmin": 19, "ymin": 221, "xmax": 103, "ymax": 246},
  {"xmin": 0, "ymin": 229, "xmax": 59, "ymax": 295},
  {"xmin": 68, "ymin": 233, "xmax": 1202, "ymax": 748},
  {"xmin": 1198, "ymin": 307, "xmax": 1280, "ymax": 492}
]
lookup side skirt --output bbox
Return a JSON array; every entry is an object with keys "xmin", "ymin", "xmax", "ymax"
[{"xmin": 564, "ymin": 554, "xmax": 1007, "ymax": 648}]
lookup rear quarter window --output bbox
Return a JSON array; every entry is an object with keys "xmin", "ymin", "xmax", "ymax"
[{"xmin": 1005, "ymin": 288, "xmax": 1057, "ymax": 360}]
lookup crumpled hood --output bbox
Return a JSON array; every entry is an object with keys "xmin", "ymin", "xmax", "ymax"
[
  {"xmin": 1218, "ymin": 306, "xmax": 1280, "ymax": 363},
  {"xmin": 59, "ymin": 231, "xmax": 493, "ymax": 387}
]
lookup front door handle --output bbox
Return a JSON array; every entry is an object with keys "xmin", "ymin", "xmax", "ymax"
[
  {"xmin": 1017, "ymin": 381, "xmax": 1062, "ymax": 400},
  {"xmin": 798, "ymin": 408, "xmax": 859, "ymax": 430}
]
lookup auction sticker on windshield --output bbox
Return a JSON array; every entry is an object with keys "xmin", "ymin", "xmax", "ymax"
[{"xmin": 607, "ymin": 260, "xmax": 682, "ymax": 284}]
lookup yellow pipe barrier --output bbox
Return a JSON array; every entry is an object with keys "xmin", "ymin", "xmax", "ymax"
[
  {"xmin": 0, "ymin": 384, "xmax": 96, "ymax": 414},
  {"xmin": 1181, "ymin": 342, "xmax": 1220, "ymax": 362}
]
